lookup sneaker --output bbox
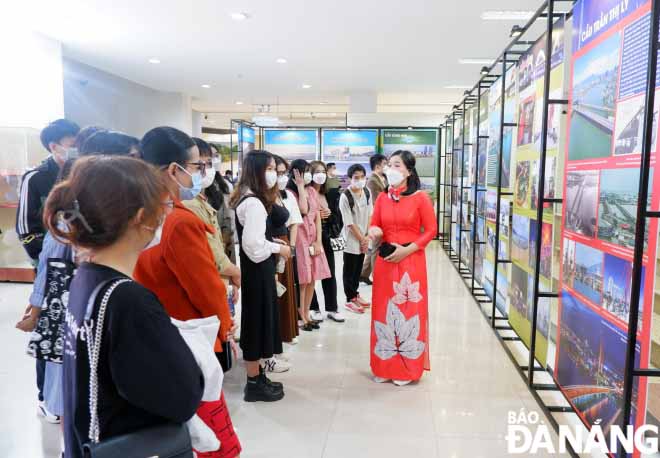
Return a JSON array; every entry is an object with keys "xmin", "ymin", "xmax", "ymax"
[
  {"xmin": 327, "ymin": 311, "xmax": 346, "ymax": 323},
  {"xmin": 262, "ymin": 357, "xmax": 291, "ymax": 373},
  {"xmin": 373, "ymin": 376, "xmax": 391, "ymax": 384},
  {"xmin": 289, "ymin": 337, "xmax": 299, "ymax": 345},
  {"xmin": 244, "ymin": 376, "xmax": 284, "ymax": 402},
  {"xmin": 275, "ymin": 353, "xmax": 290, "ymax": 363},
  {"xmin": 393, "ymin": 379, "xmax": 412, "ymax": 386},
  {"xmin": 355, "ymin": 296, "xmax": 371, "ymax": 308},
  {"xmin": 360, "ymin": 276, "xmax": 373, "ymax": 285},
  {"xmin": 345, "ymin": 300, "xmax": 365, "ymax": 314},
  {"xmin": 310, "ymin": 310, "xmax": 324, "ymax": 322},
  {"xmin": 37, "ymin": 402, "xmax": 61, "ymax": 424}
]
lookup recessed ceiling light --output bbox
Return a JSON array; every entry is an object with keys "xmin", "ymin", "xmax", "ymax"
[
  {"xmin": 510, "ymin": 25, "xmax": 524, "ymax": 38},
  {"xmin": 230, "ymin": 12, "xmax": 249, "ymax": 21},
  {"xmin": 235, "ymin": 101, "xmax": 244, "ymax": 105},
  {"xmin": 148, "ymin": 58, "xmax": 161, "ymax": 64},
  {"xmin": 481, "ymin": 10, "xmax": 534, "ymax": 21},
  {"xmin": 276, "ymin": 57, "xmax": 287, "ymax": 64},
  {"xmin": 459, "ymin": 58, "xmax": 494, "ymax": 65},
  {"xmin": 445, "ymin": 84, "xmax": 473, "ymax": 89},
  {"xmin": 481, "ymin": 66, "xmax": 490, "ymax": 75},
  {"xmin": 302, "ymin": 84, "xmax": 312, "ymax": 89},
  {"xmin": 319, "ymin": 101, "xmax": 328, "ymax": 105},
  {"xmin": 201, "ymin": 84, "xmax": 211, "ymax": 89}
]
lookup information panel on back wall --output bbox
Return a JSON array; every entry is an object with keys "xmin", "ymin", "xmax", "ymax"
[
  {"xmin": 382, "ymin": 129, "xmax": 439, "ymax": 197},
  {"xmin": 557, "ymin": 0, "xmax": 660, "ymax": 449},
  {"xmin": 483, "ymin": 68, "xmax": 517, "ymax": 315},
  {"xmin": 263, "ymin": 129, "xmax": 318, "ymax": 162},
  {"xmin": 321, "ymin": 129, "xmax": 378, "ymax": 177},
  {"xmin": 510, "ymin": 19, "xmax": 566, "ymax": 369}
]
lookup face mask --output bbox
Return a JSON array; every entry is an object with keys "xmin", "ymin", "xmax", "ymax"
[
  {"xmin": 54, "ymin": 144, "xmax": 77, "ymax": 162},
  {"xmin": 175, "ymin": 164, "xmax": 203, "ymax": 200},
  {"xmin": 212, "ymin": 158, "xmax": 221, "ymax": 170},
  {"xmin": 265, "ymin": 170, "xmax": 278, "ymax": 188},
  {"xmin": 143, "ymin": 222, "xmax": 164, "ymax": 251},
  {"xmin": 386, "ymin": 169, "xmax": 405, "ymax": 188},
  {"xmin": 277, "ymin": 175, "xmax": 289, "ymax": 190},
  {"xmin": 351, "ymin": 178, "xmax": 366, "ymax": 189},
  {"xmin": 303, "ymin": 172, "xmax": 313, "ymax": 185},
  {"xmin": 201, "ymin": 166, "xmax": 216, "ymax": 189},
  {"xmin": 313, "ymin": 172, "xmax": 327, "ymax": 185}
]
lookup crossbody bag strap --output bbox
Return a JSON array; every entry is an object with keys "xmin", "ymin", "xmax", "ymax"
[{"xmin": 84, "ymin": 278, "xmax": 132, "ymax": 443}]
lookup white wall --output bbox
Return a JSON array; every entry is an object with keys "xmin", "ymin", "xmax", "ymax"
[
  {"xmin": 63, "ymin": 58, "xmax": 193, "ymax": 137},
  {"xmin": 0, "ymin": 31, "xmax": 63, "ymax": 128}
]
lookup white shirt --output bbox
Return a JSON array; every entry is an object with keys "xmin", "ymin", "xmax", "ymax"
[
  {"xmin": 339, "ymin": 188, "xmax": 372, "ymax": 255},
  {"xmin": 236, "ymin": 193, "xmax": 282, "ymax": 263},
  {"xmin": 282, "ymin": 190, "xmax": 303, "ymax": 227}
]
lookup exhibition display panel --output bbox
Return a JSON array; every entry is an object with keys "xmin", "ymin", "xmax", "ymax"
[{"xmin": 439, "ymin": 0, "xmax": 660, "ymax": 456}]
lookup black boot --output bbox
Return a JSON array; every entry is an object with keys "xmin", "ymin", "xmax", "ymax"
[
  {"xmin": 259, "ymin": 365, "xmax": 283, "ymax": 390},
  {"xmin": 244, "ymin": 374, "xmax": 284, "ymax": 402}
]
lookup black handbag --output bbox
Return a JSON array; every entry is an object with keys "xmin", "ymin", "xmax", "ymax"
[
  {"xmin": 27, "ymin": 254, "xmax": 75, "ymax": 363},
  {"xmin": 82, "ymin": 279, "xmax": 194, "ymax": 458}
]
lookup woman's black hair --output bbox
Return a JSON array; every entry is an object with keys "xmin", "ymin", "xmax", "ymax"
[
  {"xmin": 273, "ymin": 154, "xmax": 289, "ymax": 199},
  {"xmin": 229, "ymin": 150, "xmax": 277, "ymax": 210},
  {"xmin": 140, "ymin": 126, "xmax": 195, "ymax": 167},
  {"xmin": 389, "ymin": 150, "xmax": 421, "ymax": 195},
  {"xmin": 286, "ymin": 159, "xmax": 309, "ymax": 196},
  {"xmin": 80, "ymin": 131, "xmax": 140, "ymax": 157}
]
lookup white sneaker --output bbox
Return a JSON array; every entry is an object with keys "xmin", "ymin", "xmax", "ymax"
[
  {"xmin": 373, "ymin": 376, "xmax": 390, "ymax": 384},
  {"xmin": 289, "ymin": 337, "xmax": 299, "ymax": 345},
  {"xmin": 38, "ymin": 402, "xmax": 61, "ymax": 424},
  {"xmin": 327, "ymin": 311, "xmax": 345, "ymax": 323},
  {"xmin": 262, "ymin": 357, "xmax": 291, "ymax": 373},
  {"xmin": 310, "ymin": 310, "xmax": 324, "ymax": 321},
  {"xmin": 393, "ymin": 379, "xmax": 412, "ymax": 386},
  {"xmin": 275, "ymin": 353, "xmax": 290, "ymax": 363}
]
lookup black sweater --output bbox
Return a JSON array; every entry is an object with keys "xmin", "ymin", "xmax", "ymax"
[{"xmin": 63, "ymin": 263, "xmax": 204, "ymax": 458}]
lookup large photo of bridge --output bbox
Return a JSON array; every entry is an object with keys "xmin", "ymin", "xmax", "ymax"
[
  {"xmin": 568, "ymin": 32, "xmax": 621, "ymax": 161},
  {"xmin": 557, "ymin": 291, "xmax": 639, "ymax": 439},
  {"xmin": 597, "ymin": 167, "xmax": 640, "ymax": 250}
]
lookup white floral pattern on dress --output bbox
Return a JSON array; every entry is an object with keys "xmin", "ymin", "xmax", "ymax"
[
  {"xmin": 392, "ymin": 272, "xmax": 423, "ymax": 305},
  {"xmin": 374, "ymin": 300, "xmax": 425, "ymax": 361}
]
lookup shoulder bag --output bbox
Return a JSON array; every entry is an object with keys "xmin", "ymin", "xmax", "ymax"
[{"xmin": 82, "ymin": 278, "xmax": 194, "ymax": 458}]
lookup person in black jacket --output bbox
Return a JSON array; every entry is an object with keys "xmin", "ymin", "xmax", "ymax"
[
  {"xmin": 43, "ymin": 156, "xmax": 204, "ymax": 458},
  {"xmin": 15, "ymin": 118, "xmax": 80, "ymax": 262}
]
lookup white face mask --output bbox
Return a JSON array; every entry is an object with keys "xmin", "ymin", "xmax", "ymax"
[
  {"xmin": 351, "ymin": 178, "xmax": 366, "ymax": 189},
  {"xmin": 201, "ymin": 166, "xmax": 216, "ymax": 189},
  {"xmin": 313, "ymin": 172, "xmax": 327, "ymax": 185},
  {"xmin": 211, "ymin": 158, "xmax": 221, "ymax": 170},
  {"xmin": 303, "ymin": 172, "xmax": 313, "ymax": 185},
  {"xmin": 277, "ymin": 175, "xmax": 289, "ymax": 190},
  {"xmin": 386, "ymin": 169, "xmax": 405, "ymax": 188},
  {"xmin": 144, "ymin": 222, "xmax": 164, "ymax": 251},
  {"xmin": 265, "ymin": 170, "xmax": 278, "ymax": 188}
]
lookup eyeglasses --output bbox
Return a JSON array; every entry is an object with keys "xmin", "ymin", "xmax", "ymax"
[{"xmin": 185, "ymin": 161, "xmax": 207, "ymax": 175}]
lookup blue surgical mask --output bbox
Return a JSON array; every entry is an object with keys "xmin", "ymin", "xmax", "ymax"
[{"xmin": 176, "ymin": 164, "xmax": 203, "ymax": 200}]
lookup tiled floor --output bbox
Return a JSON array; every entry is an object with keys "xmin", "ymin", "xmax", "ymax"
[{"xmin": 0, "ymin": 241, "xmax": 568, "ymax": 458}]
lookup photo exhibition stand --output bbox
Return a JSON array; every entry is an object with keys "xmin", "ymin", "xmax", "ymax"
[{"xmin": 440, "ymin": 0, "xmax": 660, "ymax": 456}]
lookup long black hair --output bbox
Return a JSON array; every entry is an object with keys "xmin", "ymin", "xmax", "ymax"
[
  {"xmin": 286, "ymin": 159, "xmax": 309, "ymax": 196},
  {"xmin": 389, "ymin": 150, "xmax": 421, "ymax": 195},
  {"xmin": 229, "ymin": 150, "xmax": 277, "ymax": 210},
  {"xmin": 273, "ymin": 154, "xmax": 289, "ymax": 199}
]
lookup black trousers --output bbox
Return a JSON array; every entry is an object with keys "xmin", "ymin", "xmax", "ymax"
[
  {"xmin": 343, "ymin": 252, "xmax": 365, "ymax": 302},
  {"xmin": 36, "ymin": 359, "xmax": 45, "ymax": 402},
  {"xmin": 311, "ymin": 232, "xmax": 338, "ymax": 313}
]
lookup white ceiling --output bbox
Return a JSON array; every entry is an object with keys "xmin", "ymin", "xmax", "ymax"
[{"xmin": 12, "ymin": 0, "xmax": 542, "ymax": 110}]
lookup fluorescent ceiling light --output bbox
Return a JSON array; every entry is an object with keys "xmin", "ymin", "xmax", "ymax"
[
  {"xmin": 481, "ymin": 10, "xmax": 534, "ymax": 21},
  {"xmin": 201, "ymin": 84, "xmax": 211, "ymax": 89},
  {"xmin": 459, "ymin": 58, "xmax": 494, "ymax": 65},
  {"xmin": 445, "ymin": 84, "xmax": 473, "ymax": 89},
  {"xmin": 148, "ymin": 58, "xmax": 160, "ymax": 64},
  {"xmin": 235, "ymin": 101, "xmax": 244, "ymax": 105},
  {"xmin": 319, "ymin": 101, "xmax": 328, "ymax": 105},
  {"xmin": 230, "ymin": 12, "xmax": 249, "ymax": 21},
  {"xmin": 302, "ymin": 84, "xmax": 312, "ymax": 89},
  {"xmin": 276, "ymin": 57, "xmax": 287, "ymax": 64}
]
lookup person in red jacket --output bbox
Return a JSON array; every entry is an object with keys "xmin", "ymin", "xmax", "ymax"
[{"xmin": 135, "ymin": 126, "xmax": 241, "ymax": 458}]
